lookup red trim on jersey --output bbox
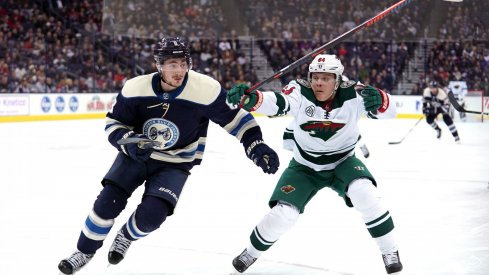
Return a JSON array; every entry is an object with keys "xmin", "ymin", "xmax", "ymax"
[
  {"xmin": 377, "ymin": 89, "xmax": 389, "ymax": 113},
  {"xmin": 282, "ymin": 85, "xmax": 295, "ymax": 95},
  {"xmin": 241, "ymin": 90, "xmax": 263, "ymax": 112}
]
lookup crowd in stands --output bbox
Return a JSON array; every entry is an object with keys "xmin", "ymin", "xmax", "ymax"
[
  {"xmin": 102, "ymin": 0, "xmax": 228, "ymax": 39},
  {"xmin": 412, "ymin": 39, "xmax": 489, "ymax": 96},
  {"xmin": 243, "ymin": 0, "xmax": 428, "ymax": 41},
  {"xmin": 258, "ymin": 39, "xmax": 413, "ymax": 93},
  {"xmin": 0, "ymin": 0, "xmax": 487, "ymax": 96},
  {"xmin": 436, "ymin": 0, "xmax": 489, "ymax": 42},
  {"xmin": 0, "ymin": 0, "xmax": 248, "ymax": 93}
]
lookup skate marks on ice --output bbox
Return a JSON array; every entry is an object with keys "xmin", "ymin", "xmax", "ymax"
[{"xmin": 86, "ymin": 245, "xmax": 351, "ymax": 275}]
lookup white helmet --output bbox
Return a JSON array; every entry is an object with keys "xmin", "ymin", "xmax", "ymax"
[{"xmin": 308, "ymin": 54, "xmax": 344, "ymax": 90}]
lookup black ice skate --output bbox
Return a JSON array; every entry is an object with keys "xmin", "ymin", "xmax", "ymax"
[
  {"xmin": 382, "ymin": 250, "xmax": 403, "ymax": 274},
  {"xmin": 58, "ymin": 250, "xmax": 94, "ymax": 274},
  {"xmin": 359, "ymin": 144, "xmax": 370, "ymax": 158},
  {"xmin": 436, "ymin": 128, "xmax": 442, "ymax": 139},
  {"xmin": 232, "ymin": 249, "xmax": 257, "ymax": 273},
  {"xmin": 108, "ymin": 229, "xmax": 133, "ymax": 265}
]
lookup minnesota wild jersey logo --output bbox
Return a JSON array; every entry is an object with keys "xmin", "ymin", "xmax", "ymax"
[
  {"xmin": 280, "ymin": 185, "xmax": 296, "ymax": 194},
  {"xmin": 300, "ymin": 120, "xmax": 345, "ymax": 141}
]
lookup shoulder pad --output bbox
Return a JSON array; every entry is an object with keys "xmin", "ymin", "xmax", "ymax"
[
  {"xmin": 296, "ymin": 79, "xmax": 311, "ymax": 88},
  {"xmin": 178, "ymin": 70, "xmax": 221, "ymax": 105},
  {"xmin": 340, "ymin": 80, "xmax": 356, "ymax": 88}
]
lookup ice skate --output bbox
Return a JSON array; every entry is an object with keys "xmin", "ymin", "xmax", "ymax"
[
  {"xmin": 108, "ymin": 229, "xmax": 133, "ymax": 265},
  {"xmin": 382, "ymin": 250, "xmax": 403, "ymax": 274},
  {"xmin": 436, "ymin": 128, "xmax": 442, "ymax": 139},
  {"xmin": 455, "ymin": 136, "xmax": 461, "ymax": 144},
  {"xmin": 58, "ymin": 250, "xmax": 94, "ymax": 274},
  {"xmin": 232, "ymin": 249, "xmax": 257, "ymax": 273}
]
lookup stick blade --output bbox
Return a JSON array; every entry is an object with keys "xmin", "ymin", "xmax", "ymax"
[{"xmin": 388, "ymin": 141, "xmax": 402, "ymax": 145}]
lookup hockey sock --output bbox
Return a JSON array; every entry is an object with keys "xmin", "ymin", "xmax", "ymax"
[
  {"xmin": 347, "ymin": 178, "xmax": 398, "ymax": 254},
  {"xmin": 447, "ymin": 123, "xmax": 459, "ymax": 139},
  {"xmin": 429, "ymin": 122, "xmax": 441, "ymax": 131},
  {"xmin": 78, "ymin": 184, "xmax": 129, "ymax": 254},
  {"xmin": 248, "ymin": 202, "xmax": 300, "ymax": 257},
  {"xmin": 122, "ymin": 195, "xmax": 170, "ymax": 241}
]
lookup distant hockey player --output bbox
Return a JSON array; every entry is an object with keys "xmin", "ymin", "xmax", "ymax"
[
  {"xmin": 422, "ymin": 81, "xmax": 461, "ymax": 143},
  {"xmin": 226, "ymin": 54, "xmax": 402, "ymax": 274},
  {"xmin": 448, "ymin": 80, "xmax": 468, "ymax": 121},
  {"xmin": 58, "ymin": 37, "xmax": 279, "ymax": 274}
]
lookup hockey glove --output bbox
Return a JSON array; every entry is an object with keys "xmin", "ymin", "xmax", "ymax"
[
  {"xmin": 119, "ymin": 131, "xmax": 154, "ymax": 162},
  {"xmin": 361, "ymin": 86, "xmax": 387, "ymax": 112},
  {"xmin": 422, "ymin": 102, "xmax": 434, "ymax": 115},
  {"xmin": 226, "ymin": 84, "xmax": 262, "ymax": 111},
  {"xmin": 246, "ymin": 140, "xmax": 280, "ymax": 174}
]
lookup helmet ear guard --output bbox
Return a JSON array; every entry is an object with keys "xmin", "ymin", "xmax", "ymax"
[
  {"xmin": 153, "ymin": 37, "xmax": 192, "ymax": 73},
  {"xmin": 308, "ymin": 54, "xmax": 344, "ymax": 90}
]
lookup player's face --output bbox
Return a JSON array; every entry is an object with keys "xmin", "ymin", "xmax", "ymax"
[
  {"xmin": 161, "ymin": 58, "xmax": 189, "ymax": 87},
  {"xmin": 311, "ymin": 72, "xmax": 336, "ymax": 101}
]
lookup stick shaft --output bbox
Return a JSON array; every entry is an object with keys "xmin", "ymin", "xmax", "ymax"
[{"xmin": 388, "ymin": 117, "xmax": 423, "ymax": 145}]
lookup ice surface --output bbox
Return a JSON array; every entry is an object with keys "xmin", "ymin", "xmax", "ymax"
[{"xmin": 0, "ymin": 117, "xmax": 488, "ymax": 275}]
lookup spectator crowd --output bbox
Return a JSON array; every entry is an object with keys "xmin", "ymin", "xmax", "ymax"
[{"xmin": 0, "ymin": 0, "xmax": 487, "ymax": 95}]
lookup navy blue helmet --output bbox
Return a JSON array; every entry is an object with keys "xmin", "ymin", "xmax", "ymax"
[{"xmin": 153, "ymin": 37, "xmax": 192, "ymax": 69}]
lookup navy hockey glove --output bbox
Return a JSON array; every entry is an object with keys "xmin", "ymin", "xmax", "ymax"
[
  {"xmin": 360, "ymin": 86, "xmax": 388, "ymax": 112},
  {"xmin": 422, "ymin": 102, "xmax": 433, "ymax": 115},
  {"xmin": 226, "ymin": 84, "xmax": 262, "ymax": 111},
  {"xmin": 246, "ymin": 140, "xmax": 280, "ymax": 174},
  {"xmin": 119, "ymin": 131, "xmax": 154, "ymax": 162}
]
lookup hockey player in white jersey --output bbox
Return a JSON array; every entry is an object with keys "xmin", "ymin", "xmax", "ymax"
[
  {"xmin": 226, "ymin": 54, "xmax": 402, "ymax": 274},
  {"xmin": 448, "ymin": 80, "xmax": 468, "ymax": 121}
]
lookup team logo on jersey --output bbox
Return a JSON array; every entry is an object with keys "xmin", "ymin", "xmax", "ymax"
[
  {"xmin": 280, "ymin": 185, "xmax": 296, "ymax": 194},
  {"xmin": 281, "ymin": 85, "xmax": 295, "ymax": 95},
  {"xmin": 300, "ymin": 120, "xmax": 345, "ymax": 141},
  {"xmin": 340, "ymin": 80, "xmax": 356, "ymax": 88},
  {"xmin": 305, "ymin": 105, "xmax": 315, "ymax": 117},
  {"xmin": 142, "ymin": 118, "xmax": 179, "ymax": 150}
]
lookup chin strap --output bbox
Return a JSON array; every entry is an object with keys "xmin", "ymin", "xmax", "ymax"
[
  {"xmin": 157, "ymin": 65, "xmax": 181, "ymax": 89},
  {"xmin": 161, "ymin": 77, "xmax": 179, "ymax": 89}
]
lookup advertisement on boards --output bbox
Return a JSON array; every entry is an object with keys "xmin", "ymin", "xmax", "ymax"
[
  {"xmin": 29, "ymin": 93, "xmax": 117, "ymax": 115},
  {"xmin": 0, "ymin": 95, "xmax": 30, "ymax": 116}
]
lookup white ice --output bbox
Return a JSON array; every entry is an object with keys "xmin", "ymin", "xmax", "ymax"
[{"xmin": 0, "ymin": 116, "xmax": 488, "ymax": 275}]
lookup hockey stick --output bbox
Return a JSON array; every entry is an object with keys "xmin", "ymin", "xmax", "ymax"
[
  {"xmin": 388, "ymin": 117, "xmax": 423, "ymax": 145},
  {"xmin": 246, "ymin": 0, "xmax": 415, "ymax": 93},
  {"xmin": 117, "ymin": 137, "xmax": 162, "ymax": 149},
  {"xmin": 447, "ymin": 91, "xmax": 489, "ymax": 115}
]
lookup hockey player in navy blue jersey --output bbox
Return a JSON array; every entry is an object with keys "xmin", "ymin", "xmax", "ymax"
[
  {"xmin": 422, "ymin": 81, "xmax": 461, "ymax": 143},
  {"xmin": 58, "ymin": 37, "xmax": 279, "ymax": 274}
]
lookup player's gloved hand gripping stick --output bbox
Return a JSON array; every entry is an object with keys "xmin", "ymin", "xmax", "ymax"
[{"xmin": 117, "ymin": 131, "xmax": 162, "ymax": 162}]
